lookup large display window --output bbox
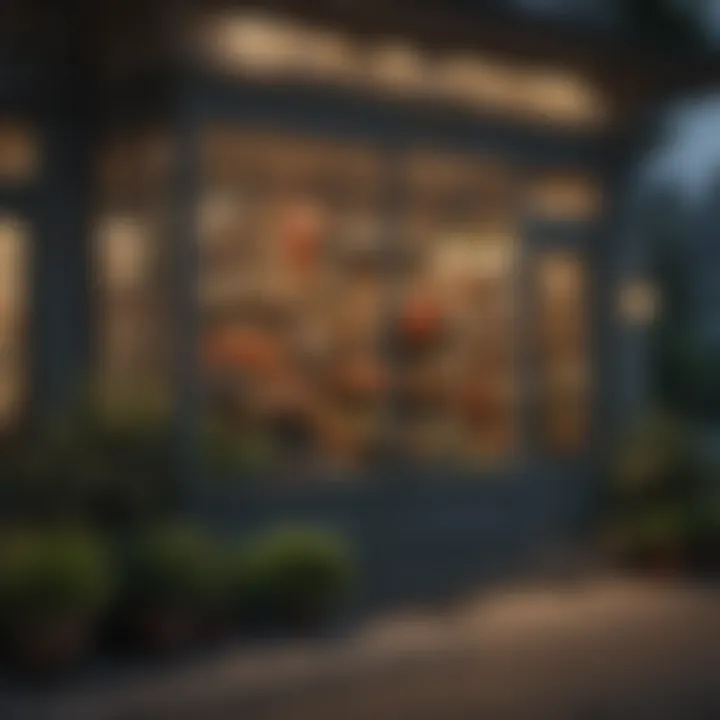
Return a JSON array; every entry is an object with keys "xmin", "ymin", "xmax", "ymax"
[
  {"xmin": 0, "ymin": 215, "xmax": 29, "ymax": 428},
  {"xmin": 200, "ymin": 129, "xmax": 387, "ymax": 471},
  {"xmin": 92, "ymin": 122, "xmax": 600, "ymax": 474},
  {"xmin": 93, "ymin": 130, "xmax": 171, "ymax": 412}
]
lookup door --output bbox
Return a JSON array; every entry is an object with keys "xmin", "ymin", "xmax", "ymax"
[{"xmin": 525, "ymin": 170, "xmax": 601, "ymax": 462}]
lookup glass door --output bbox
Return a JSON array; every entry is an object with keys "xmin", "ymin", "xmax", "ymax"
[
  {"xmin": 526, "ymin": 171, "xmax": 601, "ymax": 457},
  {"xmin": 395, "ymin": 150, "xmax": 521, "ymax": 468},
  {"xmin": 0, "ymin": 213, "xmax": 30, "ymax": 429}
]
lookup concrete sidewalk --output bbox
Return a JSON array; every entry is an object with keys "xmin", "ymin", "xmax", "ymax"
[{"xmin": 4, "ymin": 578, "xmax": 720, "ymax": 720}]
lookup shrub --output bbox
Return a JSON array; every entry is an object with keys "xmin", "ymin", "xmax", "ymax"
[
  {"xmin": 688, "ymin": 498, "xmax": 720, "ymax": 572},
  {"xmin": 0, "ymin": 527, "xmax": 113, "ymax": 623},
  {"xmin": 201, "ymin": 422, "xmax": 275, "ymax": 479},
  {"xmin": 603, "ymin": 411, "xmax": 706, "ymax": 572},
  {"xmin": 604, "ymin": 504, "xmax": 690, "ymax": 571},
  {"xmin": 0, "ymin": 527, "xmax": 114, "ymax": 673},
  {"xmin": 609, "ymin": 412, "xmax": 692, "ymax": 499},
  {"xmin": 117, "ymin": 523, "xmax": 223, "ymax": 614},
  {"xmin": 112, "ymin": 523, "xmax": 226, "ymax": 655},
  {"xmin": 230, "ymin": 525, "xmax": 357, "ymax": 632}
]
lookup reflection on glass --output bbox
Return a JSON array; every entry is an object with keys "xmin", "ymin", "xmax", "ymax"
[
  {"xmin": 94, "ymin": 131, "xmax": 170, "ymax": 410},
  {"xmin": 97, "ymin": 130, "xmax": 170, "ymax": 211},
  {"xmin": 537, "ymin": 252, "xmax": 589, "ymax": 454},
  {"xmin": 618, "ymin": 279, "xmax": 660, "ymax": 325},
  {"xmin": 200, "ymin": 128, "xmax": 385, "ymax": 473},
  {"xmin": 398, "ymin": 151, "xmax": 519, "ymax": 466},
  {"xmin": 94, "ymin": 214, "xmax": 169, "ymax": 406},
  {"xmin": 0, "ymin": 217, "xmax": 28, "ymax": 427},
  {"xmin": 528, "ymin": 172, "xmax": 600, "ymax": 222},
  {"xmin": 0, "ymin": 122, "xmax": 38, "ymax": 182}
]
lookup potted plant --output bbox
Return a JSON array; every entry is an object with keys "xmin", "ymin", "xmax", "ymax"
[
  {"xmin": 114, "ymin": 523, "xmax": 223, "ymax": 656},
  {"xmin": 688, "ymin": 501, "xmax": 720, "ymax": 576},
  {"xmin": 603, "ymin": 411, "xmax": 700, "ymax": 577},
  {"xmin": 229, "ymin": 525, "xmax": 357, "ymax": 636},
  {"xmin": 606, "ymin": 506, "xmax": 689, "ymax": 578},
  {"xmin": 0, "ymin": 527, "xmax": 113, "ymax": 676},
  {"xmin": 640, "ymin": 505, "xmax": 690, "ymax": 577}
]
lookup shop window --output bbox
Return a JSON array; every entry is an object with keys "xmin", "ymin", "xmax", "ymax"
[
  {"xmin": 97, "ymin": 130, "xmax": 170, "ymax": 211},
  {"xmin": 0, "ymin": 216, "xmax": 29, "ymax": 427},
  {"xmin": 528, "ymin": 172, "xmax": 601, "ymax": 222},
  {"xmin": 397, "ymin": 152, "xmax": 520, "ymax": 466},
  {"xmin": 0, "ymin": 121, "xmax": 38, "ymax": 183},
  {"xmin": 94, "ymin": 214, "xmax": 169, "ymax": 408},
  {"xmin": 537, "ymin": 251, "xmax": 590, "ymax": 454},
  {"xmin": 200, "ymin": 128, "xmax": 386, "ymax": 473},
  {"xmin": 94, "ymin": 131, "xmax": 171, "ymax": 411},
  {"xmin": 618, "ymin": 279, "xmax": 660, "ymax": 326}
]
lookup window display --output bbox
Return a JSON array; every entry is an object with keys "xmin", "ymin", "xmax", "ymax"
[
  {"xmin": 0, "ymin": 122, "xmax": 38, "ymax": 183},
  {"xmin": 196, "ymin": 130, "xmax": 596, "ymax": 475},
  {"xmin": 0, "ymin": 216, "xmax": 28, "ymax": 427},
  {"xmin": 397, "ymin": 153, "xmax": 519, "ymax": 465},
  {"xmin": 200, "ymin": 128, "xmax": 386, "ymax": 472},
  {"xmin": 528, "ymin": 172, "xmax": 601, "ymax": 222},
  {"xmin": 94, "ymin": 131, "xmax": 171, "ymax": 410},
  {"xmin": 537, "ymin": 251, "xmax": 589, "ymax": 453}
]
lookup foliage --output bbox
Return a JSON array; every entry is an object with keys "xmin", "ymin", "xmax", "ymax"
[
  {"xmin": 604, "ymin": 410, "xmax": 720, "ymax": 569},
  {"xmin": 117, "ymin": 523, "xmax": 223, "ymax": 613},
  {"xmin": 604, "ymin": 503, "xmax": 688, "ymax": 562},
  {"xmin": 201, "ymin": 421, "xmax": 276, "ymax": 479},
  {"xmin": 610, "ymin": 411, "xmax": 693, "ymax": 497},
  {"xmin": 229, "ymin": 525, "xmax": 357, "ymax": 628},
  {"xmin": 0, "ymin": 527, "xmax": 114, "ymax": 623}
]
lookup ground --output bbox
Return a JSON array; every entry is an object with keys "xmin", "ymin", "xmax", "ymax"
[{"xmin": 5, "ymin": 578, "xmax": 720, "ymax": 719}]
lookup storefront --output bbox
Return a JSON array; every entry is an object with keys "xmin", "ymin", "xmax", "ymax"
[{"xmin": 0, "ymin": 2, "xmax": 694, "ymax": 602}]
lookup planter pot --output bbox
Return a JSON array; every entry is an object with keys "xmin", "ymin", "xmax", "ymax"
[
  {"xmin": 633, "ymin": 549, "xmax": 687, "ymax": 580},
  {"xmin": 4, "ymin": 614, "xmax": 96, "ymax": 677},
  {"xmin": 689, "ymin": 540, "xmax": 720, "ymax": 578},
  {"xmin": 204, "ymin": 612, "xmax": 236, "ymax": 645},
  {"xmin": 238, "ymin": 602, "xmax": 333, "ymax": 640},
  {"xmin": 125, "ymin": 608, "xmax": 202, "ymax": 657}
]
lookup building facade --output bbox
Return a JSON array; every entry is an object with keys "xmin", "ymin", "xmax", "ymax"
[{"xmin": 0, "ymin": 1, "xmax": 712, "ymax": 604}]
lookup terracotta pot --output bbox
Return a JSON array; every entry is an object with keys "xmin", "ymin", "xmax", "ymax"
[
  {"xmin": 126, "ymin": 608, "xmax": 202, "ymax": 657},
  {"xmin": 689, "ymin": 539, "xmax": 720, "ymax": 576},
  {"xmin": 6, "ymin": 614, "xmax": 96, "ymax": 675},
  {"xmin": 631, "ymin": 548, "xmax": 686, "ymax": 580}
]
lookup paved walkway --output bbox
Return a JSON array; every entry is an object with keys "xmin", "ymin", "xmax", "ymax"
[{"xmin": 5, "ymin": 578, "xmax": 720, "ymax": 719}]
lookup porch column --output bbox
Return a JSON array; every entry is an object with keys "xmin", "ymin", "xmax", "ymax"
[{"xmin": 31, "ymin": 81, "xmax": 94, "ymax": 425}]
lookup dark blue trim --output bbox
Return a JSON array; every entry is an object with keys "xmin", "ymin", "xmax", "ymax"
[{"xmin": 193, "ymin": 75, "xmax": 609, "ymax": 168}]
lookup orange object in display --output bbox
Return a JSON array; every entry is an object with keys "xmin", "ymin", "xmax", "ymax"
[
  {"xmin": 203, "ymin": 326, "xmax": 283, "ymax": 376},
  {"xmin": 279, "ymin": 200, "xmax": 325, "ymax": 268},
  {"xmin": 398, "ymin": 295, "xmax": 443, "ymax": 343}
]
